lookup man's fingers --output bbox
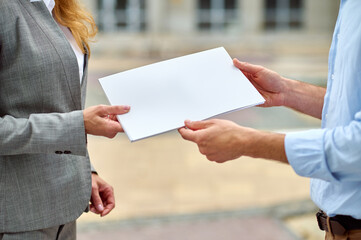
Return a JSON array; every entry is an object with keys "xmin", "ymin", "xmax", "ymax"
[
  {"xmin": 178, "ymin": 127, "xmax": 197, "ymax": 142},
  {"xmin": 180, "ymin": 120, "xmax": 213, "ymax": 141},
  {"xmin": 233, "ymin": 59, "xmax": 263, "ymax": 75}
]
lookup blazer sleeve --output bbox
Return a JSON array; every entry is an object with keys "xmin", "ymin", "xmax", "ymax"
[
  {"xmin": 0, "ymin": 110, "xmax": 87, "ymax": 156},
  {"xmin": 85, "ymin": 149, "xmax": 97, "ymax": 173}
]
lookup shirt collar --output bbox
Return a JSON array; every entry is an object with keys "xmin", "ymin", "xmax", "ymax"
[{"xmin": 30, "ymin": 0, "xmax": 55, "ymax": 14}]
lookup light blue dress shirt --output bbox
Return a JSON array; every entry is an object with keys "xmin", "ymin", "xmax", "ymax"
[{"xmin": 285, "ymin": 0, "xmax": 361, "ymax": 219}]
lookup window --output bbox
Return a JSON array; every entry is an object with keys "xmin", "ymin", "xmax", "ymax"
[
  {"xmin": 97, "ymin": 0, "xmax": 147, "ymax": 32},
  {"xmin": 197, "ymin": 0, "xmax": 238, "ymax": 32},
  {"xmin": 264, "ymin": 0, "xmax": 303, "ymax": 30}
]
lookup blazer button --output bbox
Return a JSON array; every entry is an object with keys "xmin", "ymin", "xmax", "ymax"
[
  {"xmin": 64, "ymin": 151, "xmax": 72, "ymax": 154},
  {"xmin": 55, "ymin": 151, "xmax": 63, "ymax": 154}
]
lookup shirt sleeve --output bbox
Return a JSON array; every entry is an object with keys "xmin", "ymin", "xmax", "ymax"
[{"xmin": 285, "ymin": 111, "xmax": 361, "ymax": 182}]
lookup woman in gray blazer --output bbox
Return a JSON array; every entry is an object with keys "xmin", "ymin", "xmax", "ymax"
[{"xmin": 0, "ymin": 0, "xmax": 129, "ymax": 239}]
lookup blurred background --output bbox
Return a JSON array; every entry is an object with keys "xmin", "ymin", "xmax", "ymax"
[{"xmin": 77, "ymin": 0, "xmax": 340, "ymax": 239}]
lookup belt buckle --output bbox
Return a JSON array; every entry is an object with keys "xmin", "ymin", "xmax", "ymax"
[
  {"xmin": 316, "ymin": 211, "xmax": 327, "ymax": 231},
  {"xmin": 316, "ymin": 211, "xmax": 347, "ymax": 235}
]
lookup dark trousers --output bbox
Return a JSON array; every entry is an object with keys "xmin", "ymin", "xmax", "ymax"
[
  {"xmin": 325, "ymin": 230, "xmax": 361, "ymax": 240},
  {"xmin": 318, "ymin": 210, "xmax": 361, "ymax": 240},
  {"xmin": 0, "ymin": 221, "xmax": 76, "ymax": 240}
]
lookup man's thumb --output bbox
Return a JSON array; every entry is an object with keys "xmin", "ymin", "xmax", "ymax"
[{"xmin": 184, "ymin": 120, "xmax": 209, "ymax": 130}]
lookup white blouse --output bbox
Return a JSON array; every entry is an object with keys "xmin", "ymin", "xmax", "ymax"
[{"xmin": 57, "ymin": 22, "xmax": 85, "ymax": 84}]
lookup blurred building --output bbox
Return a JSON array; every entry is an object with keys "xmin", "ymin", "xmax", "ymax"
[{"xmin": 84, "ymin": 0, "xmax": 340, "ymax": 57}]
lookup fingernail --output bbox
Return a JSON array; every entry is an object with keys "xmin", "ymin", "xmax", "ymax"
[
  {"xmin": 97, "ymin": 204, "xmax": 104, "ymax": 211},
  {"xmin": 124, "ymin": 105, "xmax": 130, "ymax": 111},
  {"xmin": 185, "ymin": 120, "xmax": 191, "ymax": 124}
]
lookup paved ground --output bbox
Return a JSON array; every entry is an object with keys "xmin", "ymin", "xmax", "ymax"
[
  {"xmin": 76, "ymin": 33, "xmax": 331, "ymax": 239},
  {"xmin": 78, "ymin": 200, "xmax": 319, "ymax": 240},
  {"xmin": 77, "ymin": 128, "xmax": 320, "ymax": 239},
  {"xmin": 78, "ymin": 217, "xmax": 298, "ymax": 240}
]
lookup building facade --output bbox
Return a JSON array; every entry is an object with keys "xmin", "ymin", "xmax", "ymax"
[
  {"xmin": 86, "ymin": 0, "xmax": 338, "ymax": 33},
  {"xmin": 84, "ymin": 0, "xmax": 340, "ymax": 56}
]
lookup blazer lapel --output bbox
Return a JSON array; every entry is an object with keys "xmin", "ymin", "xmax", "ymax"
[
  {"xmin": 20, "ymin": 0, "xmax": 82, "ymax": 110},
  {"xmin": 81, "ymin": 47, "xmax": 89, "ymax": 109}
]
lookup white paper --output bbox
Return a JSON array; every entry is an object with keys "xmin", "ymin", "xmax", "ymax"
[{"xmin": 99, "ymin": 47, "xmax": 265, "ymax": 142}]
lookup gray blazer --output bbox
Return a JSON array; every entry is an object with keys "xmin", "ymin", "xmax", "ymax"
[{"xmin": 0, "ymin": 0, "xmax": 93, "ymax": 232}]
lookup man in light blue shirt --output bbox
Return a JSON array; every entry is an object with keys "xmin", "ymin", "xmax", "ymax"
[{"xmin": 179, "ymin": 0, "xmax": 361, "ymax": 239}]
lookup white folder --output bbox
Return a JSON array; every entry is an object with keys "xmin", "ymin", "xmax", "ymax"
[{"xmin": 99, "ymin": 47, "xmax": 265, "ymax": 142}]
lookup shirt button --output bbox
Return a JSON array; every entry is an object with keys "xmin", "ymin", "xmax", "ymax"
[
  {"xmin": 55, "ymin": 151, "xmax": 63, "ymax": 154},
  {"xmin": 331, "ymin": 74, "xmax": 335, "ymax": 80}
]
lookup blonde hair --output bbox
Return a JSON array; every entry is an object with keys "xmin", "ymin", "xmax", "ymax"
[{"xmin": 53, "ymin": 0, "xmax": 98, "ymax": 58}]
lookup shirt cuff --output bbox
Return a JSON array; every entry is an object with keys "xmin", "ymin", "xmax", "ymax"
[{"xmin": 285, "ymin": 129, "xmax": 336, "ymax": 182}]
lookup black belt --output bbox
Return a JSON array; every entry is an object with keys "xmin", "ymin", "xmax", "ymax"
[{"xmin": 317, "ymin": 210, "xmax": 361, "ymax": 235}]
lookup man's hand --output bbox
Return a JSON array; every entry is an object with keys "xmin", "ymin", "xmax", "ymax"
[
  {"xmin": 233, "ymin": 59, "xmax": 287, "ymax": 108},
  {"xmin": 83, "ymin": 105, "xmax": 130, "ymax": 138},
  {"xmin": 90, "ymin": 173, "xmax": 115, "ymax": 217},
  {"xmin": 179, "ymin": 119, "xmax": 287, "ymax": 164},
  {"xmin": 179, "ymin": 119, "xmax": 248, "ymax": 163},
  {"xmin": 234, "ymin": 58, "xmax": 326, "ymax": 119}
]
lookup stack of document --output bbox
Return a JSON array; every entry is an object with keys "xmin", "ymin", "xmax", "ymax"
[{"xmin": 99, "ymin": 47, "xmax": 264, "ymax": 142}]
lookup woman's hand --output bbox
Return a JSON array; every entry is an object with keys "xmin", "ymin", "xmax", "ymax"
[
  {"xmin": 83, "ymin": 105, "xmax": 130, "ymax": 138},
  {"xmin": 90, "ymin": 173, "xmax": 115, "ymax": 217}
]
